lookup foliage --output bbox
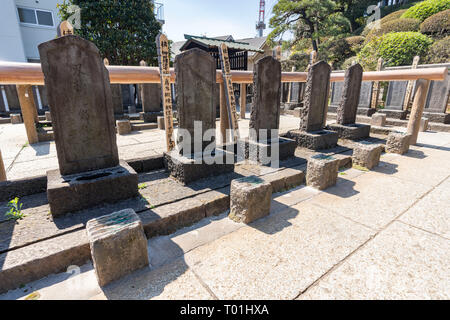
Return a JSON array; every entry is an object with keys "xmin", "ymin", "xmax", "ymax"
[
  {"xmin": 345, "ymin": 36, "xmax": 365, "ymax": 51},
  {"xmin": 281, "ymin": 51, "xmax": 310, "ymax": 71},
  {"xmin": 5, "ymin": 197, "xmax": 24, "ymax": 220},
  {"xmin": 365, "ymin": 18, "xmax": 421, "ymax": 42},
  {"xmin": 420, "ymin": 9, "xmax": 450, "ymax": 37},
  {"xmin": 318, "ymin": 37, "xmax": 353, "ymax": 69},
  {"xmin": 423, "ymin": 36, "xmax": 450, "ymax": 63},
  {"xmin": 358, "ymin": 31, "xmax": 433, "ymax": 69},
  {"xmin": 57, "ymin": 0, "xmax": 162, "ymax": 66},
  {"xmin": 341, "ymin": 56, "xmax": 358, "ymax": 69},
  {"xmin": 401, "ymin": 0, "xmax": 450, "ymax": 22}
]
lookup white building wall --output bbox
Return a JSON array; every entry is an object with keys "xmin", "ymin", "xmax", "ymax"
[{"xmin": 0, "ymin": 0, "xmax": 26, "ymax": 62}]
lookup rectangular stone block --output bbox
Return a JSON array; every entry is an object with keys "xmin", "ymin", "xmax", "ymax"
[
  {"xmin": 229, "ymin": 176, "xmax": 272, "ymax": 224},
  {"xmin": 245, "ymin": 137, "xmax": 296, "ymax": 165},
  {"xmin": 378, "ymin": 109, "xmax": 408, "ymax": 120},
  {"xmin": 422, "ymin": 112, "xmax": 450, "ymax": 124},
  {"xmin": 385, "ymin": 132, "xmax": 411, "ymax": 155},
  {"xmin": 420, "ymin": 118, "xmax": 429, "ymax": 132},
  {"xmin": 371, "ymin": 113, "xmax": 386, "ymax": 127},
  {"xmin": 287, "ymin": 129, "xmax": 338, "ymax": 151},
  {"xmin": 357, "ymin": 107, "xmax": 377, "ymax": 117},
  {"xmin": 47, "ymin": 160, "xmax": 139, "ymax": 217},
  {"xmin": 306, "ymin": 154, "xmax": 340, "ymax": 190},
  {"xmin": 164, "ymin": 149, "xmax": 235, "ymax": 185},
  {"xmin": 327, "ymin": 123, "xmax": 370, "ymax": 140},
  {"xmin": 87, "ymin": 209, "xmax": 149, "ymax": 287},
  {"xmin": 116, "ymin": 119, "xmax": 131, "ymax": 135},
  {"xmin": 140, "ymin": 111, "xmax": 163, "ymax": 123},
  {"xmin": 352, "ymin": 141, "xmax": 384, "ymax": 170}
]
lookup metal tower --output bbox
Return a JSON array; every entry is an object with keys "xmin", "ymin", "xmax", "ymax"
[{"xmin": 256, "ymin": 0, "xmax": 266, "ymax": 37}]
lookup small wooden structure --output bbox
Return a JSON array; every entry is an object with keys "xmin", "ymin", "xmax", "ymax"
[{"xmin": 180, "ymin": 35, "xmax": 264, "ymax": 71}]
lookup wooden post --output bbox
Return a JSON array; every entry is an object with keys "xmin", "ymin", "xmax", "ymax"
[
  {"xmin": 371, "ymin": 57, "xmax": 384, "ymax": 109},
  {"xmin": 16, "ymin": 85, "xmax": 39, "ymax": 144},
  {"xmin": 407, "ymin": 79, "xmax": 430, "ymax": 145},
  {"xmin": 240, "ymin": 83, "xmax": 246, "ymax": 119},
  {"xmin": 403, "ymin": 56, "xmax": 420, "ymax": 111},
  {"xmin": 287, "ymin": 66, "xmax": 295, "ymax": 103},
  {"xmin": 0, "ymin": 149, "xmax": 6, "ymax": 182},
  {"xmin": 219, "ymin": 82, "xmax": 229, "ymax": 144}
]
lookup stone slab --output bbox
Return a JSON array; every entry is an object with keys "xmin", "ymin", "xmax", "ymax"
[
  {"xmin": 140, "ymin": 111, "xmax": 163, "ymax": 123},
  {"xmin": 47, "ymin": 160, "xmax": 138, "ymax": 216},
  {"xmin": 422, "ymin": 112, "xmax": 450, "ymax": 124},
  {"xmin": 287, "ymin": 129, "xmax": 338, "ymax": 150},
  {"xmin": 306, "ymin": 154, "xmax": 340, "ymax": 190},
  {"xmin": 378, "ymin": 109, "xmax": 408, "ymax": 120},
  {"xmin": 327, "ymin": 123, "xmax": 370, "ymax": 140},
  {"xmin": 245, "ymin": 137, "xmax": 296, "ymax": 164}
]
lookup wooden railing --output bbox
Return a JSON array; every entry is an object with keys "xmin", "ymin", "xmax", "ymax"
[{"xmin": 0, "ymin": 62, "xmax": 447, "ymax": 85}]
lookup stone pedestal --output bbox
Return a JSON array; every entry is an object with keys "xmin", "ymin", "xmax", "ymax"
[
  {"xmin": 229, "ymin": 176, "xmax": 272, "ymax": 224},
  {"xmin": 422, "ymin": 112, "xmax": 450, "ymax": 124},
  {"xmin": 357, "ymin": 108, "xmax": 377, "ymax": 117},
  {"xmin": 386, "ymin": 132, "xmax": 411, "ymax": 155},
  {"xmin": 327, "ymin": 105, "xmax": 338, "ymax": 114},
  {"xmin": 45, "ymin": 111, "xmax": 52, "ymax": 122},
  {"xmin": 245, "ymin": 137, "xmax": 297, "ymax": 164},
  {"xmin": 287, "ymin": 129, "xmax": 338, "ymax": 151},
  {"xmin": 352, "ymin": 141, "xmax": 384, "ymax": 170},
  {"xmin": 283, "ymin": 102, "xmax": 301, "ymax": 110},
  {"xmin": 10, "ymin": 114, "xmax": 22, "ymax": 124},
  {"xmin": 306, "ymin": 154, "xmax": 340, "ymax": 190},
  {"xmin": 164, "ymin": 149, "xmax": 235, "ymax": 185},
  {"xmin": 420, "ymin": 118, "xmax": 429, "ymax": 132},
  {"xmin": 87, "ymin": 209, "xmax": 149, "ymax": 287},
  {"xmin": 327, "ymin": 123, "xmax": 370, "ymax": 140},
  {"xmin": 116, "ymin": 119, "xmax": 131, "ymax": 135},
  {"xmin": 371, "ymin": 113, "xmax": 386, "ymax": 127},
  {"xmin": 47, "ymin": 161, "xmax": 138, "ymax": 216},
  {"xmin": 140, "ymin": 111, "xmax": 163, "ymax": 123},
  {"xmin": 157, "ymin": 116, "xmax": 165, "ymax": 129},
  {"xmin": 378, "ymin": 109, "xmax": 408, "ymax": 120},
  {"xmin": 128, "ymin": 106, "xmax": 137, "ymax": 114}
]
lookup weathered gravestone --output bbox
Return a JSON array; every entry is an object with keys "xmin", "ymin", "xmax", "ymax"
[
  {"xmin": 287, "ymin": 61, "xmax": 338, "ymax": 150},
  {"xmin": 164, "ymin": 48, "xmax": 234, "ymax": 184},
  {"xmin": 329, "ymin": 80, "xmax": 375, "ymax": 116},
  {"xmin": 103, "ymin": 58, "xmax": 124, "ymax": 116},
  {"xmin": 328, "ymin": 64, "xmax": 371, "ymax": 140},
  {"xmin": 423, "ymin": 75, "xmax": 450, "ymax": 124},
  {"xmin": 381, "ymin": 81, "xmax": 408, "ymax": 119},
  {"xmin": 284, "ymin": 82, "xmax": 303, "ymax": 110},
  {"xmin": 4, "ymin": 85, "xmax": 20, "ymax": 111},
  {"xmin": 39, "ymin": 35, "xmax": 138, "ymax": 216},
  {"xmin": 246, "ymin": 56, "xmax": 296, "ymax": 163},
  {"xmin": 121, "ymin": 84, "xmax": 135, "ymax": 109},
  {"xmin": 139, "ymin": 60, "xmax": 163, "ymax": 122}
]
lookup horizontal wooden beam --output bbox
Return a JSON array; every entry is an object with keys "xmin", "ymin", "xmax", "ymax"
[{"xmin": 0, "ymin": 61, "xmax": 446, "ymax": 85}]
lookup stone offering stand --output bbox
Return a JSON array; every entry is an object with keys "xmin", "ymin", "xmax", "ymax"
[{"xmin": 0, "ymin": 34, "xmax": 448, "ymax": 291}]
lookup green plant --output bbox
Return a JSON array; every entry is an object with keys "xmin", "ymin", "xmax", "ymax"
[
  {"xmin": 401, "ymin": 0, "xmax": 450, "ymax": 22},
  {"xmin": 423, "ymin": 36, "xmax": 450, "ymax": 63},
  {"xmin": 365, "ymin": 18, "xmax": 421, "ymax": 43},
  {"xmin": 341, "ymin": 56, "xmax": 359, "ymax": 69},
  {"xmin": 358, "ymin": 32, "xmax": 433, "ymax": 69},
  {"xmin": 5, "ymin": 197, "xmax": 25, "ymax": 220},
  {"xmin": 420, "ymin": 9, "xmax": 450, "ymax": 37},
  {"xmin": 138, "ymin": 183, "xmax": 148, "ymax": 190},
  {"xmin": 345, "ymin": 36, "xmax": 365, "ymax": 52},
  {"xmin": 361, "ymin": 9, "xmax": 408, "ymax": 37}
]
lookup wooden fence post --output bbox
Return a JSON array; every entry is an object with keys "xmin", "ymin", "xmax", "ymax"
[
  {"xmin": 16, "ymin": 85, "xmax": 39, "ymax": 144},
  {"xmin": 240, "ymin": 83, "xmax": 246, "ymax": 119},
  {"xmin": 0, "ymin": 149, "xmax": 6, "ymax": 182},
  {"xmin": 371, "ymin": 57, "xmax": 384, "ymax": 109},
  {"xmin": 407, "ymin": 79, "xmax": 430, "ymax": 145},
  {"xmin": 219, "ymin": 82, "xmax": 229, "ymax": 144},
  {"xmin": 403, "ymin": 56, "xmax": 420, "ymax": 111}
]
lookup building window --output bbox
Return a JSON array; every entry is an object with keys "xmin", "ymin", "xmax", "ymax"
[{"xmin": 17, "ymin": 7, "xmax": 54, "ymax": 27}]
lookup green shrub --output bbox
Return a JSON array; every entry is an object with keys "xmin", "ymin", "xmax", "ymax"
[
  {"xmin": 424, "ymin": 36, "xmax": 450, "ymax": 63},
  {"xmin": 401, "ymin": 0, "xmax": 450, "ymax": 22},
  {"xmin": 365, "ymin": 18, "xmax": 421, "ymax": 42},
  {"xmin": 318, "ymin": 38, "xmax": 354, "ymax": 69},
  {"xmin": 358, "ymin": 32, "xmax": 433, "ymax": 69},
  {"xmin": 345, "ymin": 36, "xmax": 364, "ymax": 52},
  {"xmin": 341, "ymin": 56, "xmax": 358, "ymax": 70},
  {"xmin": 420, "ymin": 9, "xmax": 450, "ymax": 36},
  {"xmin": 361, "ymin": 9, "xmax": 408, "ymax": 37}
]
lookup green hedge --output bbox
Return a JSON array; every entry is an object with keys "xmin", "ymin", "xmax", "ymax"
[
  {"xmin": 365, "ymin": 18, "xmax": 421, "ymax": 42},
  {"xmin": 361, "ymin": 10, "xmax": 407, "ymax": 37},
  {"xmin": 424, "ymin": 36, "xmax": 450, "ymax": 63},
  {"xmin": 341, "ymin": 56, "xmax": 358, "ymax": 70},
  {"xmin": 401, "ymin": 0, "xmax": 450, "ymax": 22},
  {"xmin": 358, "ymin": 32, "xmax": 433, "ymax": 69},
  {"xmin": 420, "ymin": 9, "xmax": 450, "ymax": 36}
]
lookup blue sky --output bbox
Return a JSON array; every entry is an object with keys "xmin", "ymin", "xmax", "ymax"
[{"xmin": 161, "ymin": 0, "xmax": 278, "ymax": 42}]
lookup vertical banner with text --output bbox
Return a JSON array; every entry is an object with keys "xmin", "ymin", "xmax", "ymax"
[
  {"xmin": 156, "ymin": 33, "xmax": 176, "ymax": 151},
  {"xmin": 218, "ymin": 43, "xmax": 240, "ymax": 144}
]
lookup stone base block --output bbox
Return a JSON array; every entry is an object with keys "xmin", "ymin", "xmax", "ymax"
[
  {"xmin": 371, "ymin": 113, "xmax": 386, "ymax": 127},
  {"xmin": 287, "ymin": 129, "xmax": 338, "ymax": 151},
  {"xmin": 87, "ymin": 209, "xmax": 149, "ymax": 287},
  {"xmin": 352, "ymin": 141, "xmax": 384, "ymax": 170},
  {"xmin": 140, "ymin": 111, "xmax": 163, "ymax": 123},
  {"xmin": 386, "ymin": 132, "xmax": 411, "ymax": 155},
  {"xmin": 357, "ymin": 107, "xmax": 377, "ymax": 117},
  {"xmin": 283, "ymin": 102, "xmax": 301, "ymax": 110},
  {"xmin": 164, "ymin": 149, "xmax": 235, "ymax": 185},
  {"xmin": 306, "ymin": 154, "xmax": 340, "ymax": 190},
  {"xmin": 10, "ymin": 114, "xmax": 22, "ymax": 124},
  {"xmin": 422, "ymin": 112, "xmax": 450, "ymax": 124},
  {"xmin": 47, "ymin": 160, "xmax": 139, "ymax": 217},
  {"xmin": 378, "ymin": 109, "xmax": 408, "ymax": 120},
  {"xmin": 229, "ymin": 176, "xmax": 272, "ymax": 224},
  {"xmin": 157, "ymin": 116, "xmax": 165, "ymax": 129},
  {"xmin": 128, "ymin": 106, "xmax": 137, "ymax": 114},
  {"xmin": 420, "ymin": 118, "xmax": 429, "ymax": 132},
  {"xmin": 244, "ymin": 137, "xmax": 296, "ymax": 164},
  {"xmin": 116, "ymin": 119, "xmax": 131, "ymax": 135},
  {"xmin": 327, "ymin": 123, "xmax": 370, "ymax": 140},
  {"xmin": 45, "ymin": 111, "xmax": 52, "ymax": 122},
  {"xmin": 327, "ymin": 105, "xmax": 338, "ymax": 114}
]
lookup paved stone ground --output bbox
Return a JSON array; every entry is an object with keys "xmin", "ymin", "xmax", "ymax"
[{"xmin": 0, "ymin": 126, "xmax": 449, "ymax": 300}]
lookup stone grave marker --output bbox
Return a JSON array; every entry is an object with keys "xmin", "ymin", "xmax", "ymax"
[
  {"xmin": 103, "ymin": 58, "xmax": 123, "ymax": 116},
  {"xmin": 358, "ymin": 81, "xmax": 373, "ymax": 109},
  {"xmin": 423, "ymin": 75, "xmax": 450, "ymax": 123},
  {"xmin": 382, "ymin": 81, "xmax": 409, "ymax": 119},
  {"xmin": 39, "ymin": 35, "xmax": 138, "ymax": 216},
  {"xmin": 139, "ymin": 60, "xmax": 162, "ymax": 122}
]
